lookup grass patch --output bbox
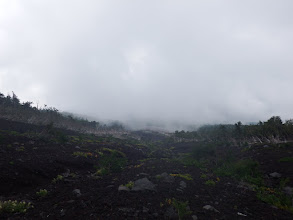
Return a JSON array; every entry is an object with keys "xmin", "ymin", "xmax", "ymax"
[
  {"xmin": 214, "ymin": 159, "xmax": 263, "ymax": 186},
  {"xmin": 0, "ymin": 200, "xmax": 33, "ymax": 214},
  {"xmin": 279, "ymin": 157, "xmax": 293, "ymax": 162},
  {"xmin": 72, "ymin": 151, "xmax": 94, "ymax": 158},
  {"xmin": 122, "ymin": 181, "xmax": 134, "ymax": 189},
  {"xmin": 94, "ymin": 148, "xmax": 128, "ymax": 175},
  {"xmin": 52, "ymin": 175, "xmax": 64, "ymax": 183},
  {"xmin": 36, "ymin": 189, "xmax": 48, "ymax": 197},
  {"xmin": 171, "ymin": 198, "xmax": 192, "ymax": 220},
  {"xmin": 205, "ymin": 179, "xmax": 216, "ymax": 186},
  {"xmin": 256, "ymin": 185, "xmax": 293, "ymax": 213},
  {"xmin": 170, "ymin": 173, "xmax": 193, "ymax": 181}
]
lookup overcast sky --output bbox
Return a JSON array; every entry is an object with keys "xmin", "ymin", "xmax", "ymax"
[{"xmin": 1, "ymin": 0, "xmax": 293, "ymax": 129}]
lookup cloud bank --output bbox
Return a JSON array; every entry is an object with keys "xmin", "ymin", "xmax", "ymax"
[{"xmin": 1, "ymin": 0, "xmax": 293, "ymax": 129}]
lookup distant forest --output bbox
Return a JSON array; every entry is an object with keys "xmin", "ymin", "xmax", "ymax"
[
  {"xmin": 0, "ymin": 91, "xmax": 124, "ymax": 133},
  {"xmin": 174, "ymin": 116, "xmax": 293, "ymax": 143}
]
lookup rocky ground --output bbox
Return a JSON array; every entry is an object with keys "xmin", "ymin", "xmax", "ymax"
[{"xmin": 0, "ymin": 119, "xmax": 293, "ymax": 219}]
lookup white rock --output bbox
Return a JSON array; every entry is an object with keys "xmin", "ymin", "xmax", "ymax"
[
  {"xmin": 203, "ymin": 205, "xmax": 219, "ymax": 213},
  {"xmin": 269, "ymin": 172, "xmax": 282, "ymax": 178},
  {"xmin": 118, "ymin": 185, "xmax": 130, "ymax": 191}
]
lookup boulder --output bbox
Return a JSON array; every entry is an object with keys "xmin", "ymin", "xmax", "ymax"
[{"xmin": 132, "ymin": 177, "xmax": 156, "ymax": 191}]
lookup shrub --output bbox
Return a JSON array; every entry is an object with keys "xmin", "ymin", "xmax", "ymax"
[
  {"xmin": 0, "ymin": 200, "xmax": 33, "ymax": 213},
  {"xmin": 205, "ymin": 180, "xmax": 216, "ymax": 186},
  {"xmin": 256, "ymin": 187, "xmax": 293, "ymax": 213},
  {"xmin": 172, "ymin": 198, "xmax": 192, "ymax": 220},
  {"xmin": 125, "ymin": 181, "xmax": 134, "ymax": 189},
  {"xmin": 98, "ymin": 148, "xmax": 127, "ymax": 173},
  {"xmin": 215, "ymin": 159, "xmax": 263, "ymax": 186},
  {"xmin": 52, "ymin": 175, "xmax": 63, "ymax": 183},
  {"xmin": 36, "ymin": 189, "xmax": 48, "ymax": 197}
]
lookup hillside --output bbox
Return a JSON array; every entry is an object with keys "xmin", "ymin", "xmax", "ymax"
[{"xmin": 1, "ymin": 118, "xmax": 293, "ymax": 219}]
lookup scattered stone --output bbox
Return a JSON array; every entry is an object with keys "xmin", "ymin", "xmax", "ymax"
[
  {"xmin": 203, "ymin": 205, "xmax": 220, "ymax": 213},
  {"xmin": 165, "ymin": 206, "xmax": 178, "ymax": 219},
  {"xmin": 179, "ymin": 181, "xmax": 187, "ymax": 189},
  {"xmin": 132, "ymin": 178, "xmax": 156, "ymax": 191},
  {"xmin": 283, "ymin": 186, "xmax": 293, "ymax": 196},
  {"xmin": 176, "ymin": 180, "xmax": 187, "ymax": 192},
  {"xmin": 75, "ymin": 146, "xmax": 80, "ymax": 149},
  {"xmin": 237, "ymin": 212, "xmax": 247, "ymax": 216},
  {"xmin": 192, "ymin": 215, "xmax": 198, "ymax": 220},
  {"xmin": 60, "ymin": 209, "xmax": 66, "ymax": 217},
  {"xmin": 142, "ymin": 206, "xmax": 149, "ymax": 213},
  {"xmin": 118, "ymin": 207, "xmax": 135, "ymax": 213},
  {"xmin": 138, "ymin": 173, "xmax": 149, "ymax": 176},
  {"xmin": 13, "ymin": 142, "xmax": 19, "ymax": 145},
  {"xmin": 118, "ymin": 185, "xmax": 130, "ymax": 192},
  {"xmin": 67, "ymin": 200, "xmax": 75, "ymax": 204},
  {"xmin": 269, "ymin": 172, "xmax": 282, "ymax": 178},
  {"xmin": 156, "ymin": 172, "xmax": 174, "ymax": 183},
  {"xmin": 263, "ymin": 145, "xmax": 270, "ymax": 148},
  {"xmin": 106, "ymin": 185, "xmax": 115, "ymax": 189},
  {"xmin": 72, "ymin": 189, "xmax": 81, "ymax": 197},
  {"xmin": 62, "ymin": 169, "xmax": 70, "ymax": 177},
  {"xmin": 153, "ymin": 213, "xmax": 159, "ymax": 217}
]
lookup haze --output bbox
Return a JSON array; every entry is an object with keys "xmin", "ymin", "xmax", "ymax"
[{"xmin": 1, "ymin": 0, "xmax": 293, "ymax": 130}]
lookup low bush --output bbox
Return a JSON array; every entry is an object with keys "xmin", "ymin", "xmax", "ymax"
[
  {"xmin": 0, "ymin": 200, "xmax": 33, "ymax": 213},
  {"xmin": 172, "ymin": 198, "xmax": 192, "ymax": 220},
  {"xmin": 214, "ymin": 159, "xmax": 263, "ymax": 186}
]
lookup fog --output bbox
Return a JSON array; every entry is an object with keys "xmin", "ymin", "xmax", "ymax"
[{"xmin": 1, "ymin": 0, "xmax": 293, "ymax": 130}]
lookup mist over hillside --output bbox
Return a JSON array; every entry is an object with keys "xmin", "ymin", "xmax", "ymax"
[{"xmin": 1, "ymin": 0, "xmax": 293, "ymax": 125}]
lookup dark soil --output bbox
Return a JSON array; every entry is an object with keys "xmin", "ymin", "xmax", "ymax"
[{"xmin": 0, "ymin": 119, "xmax": 293, "ymax": 219}]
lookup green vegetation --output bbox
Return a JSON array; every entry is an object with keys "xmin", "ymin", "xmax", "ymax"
[
  {"xmin": 171, "ymin": 198, "xmax": 192, "ymax": 220},
  {"xmin": 205, "ymin": 179, "xmax": 216, "ymax": 186},
  {"xmin": 214, "ymin": 159, "xmax": 263, "ymax": 186},
  {"xmin": 170, "ymin": 173, "xmax": 193, "ymax": 181},
  {"xmin": 52, "ymin": 175, "xmax": 64, "ymax": 183},
  {"xmin": 95, "ymin": 167, "xmax": 109, "ymax": 176},
  {"xmin": 200, "ymin": 174, "xmax": 207, "ymax": 179},
  {"xmin": 73, "ymin": 151, "xmax": 93, "ymax": 158},
  {"xmin": 36, "ymin": 189, "xmax": 48, "ymax": 197},
  {"xmin": 16, "ymin": 146, "xmax": 25, "ymax": 151},
  {"xmin": 191, "ymin": 142, "xmax": 216, "ymax": 159},
  {"xmin": 94, "ymin": 148, "xmax": 127, "ymax": 176},
  {"xmin": 279, "ymin": 157, "xmax": 293, "ymax": 162},
  {"xmin": 0, "ymin": 91, "xmax": 124, "ymax": 134},
  {"xmin": 124, "ymin": 181, "xmax": 134, "ymax": 189},
  {"xmin": 0, "ymin": 200, "xmax": 33, "ymax": 214},
  {"xmin": 256, "ymin": 179, "xmax": 293, "ymax": 213},
  {"xmin": 174, "ymin": 116, "xmax": 293, "ymax": 143}
]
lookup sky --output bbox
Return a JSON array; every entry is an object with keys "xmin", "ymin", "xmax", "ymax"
[{"xmin": 0, "ymin": 0, "xmax": 293, "ymax": 130}]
